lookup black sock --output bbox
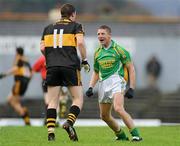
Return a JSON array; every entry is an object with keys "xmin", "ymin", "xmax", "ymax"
[
  {"xmin": 67, "ymin": 105, "xmax": 80, "ymax": 126},
  {"xmin": 46, "ymin": 108, "xmax": 57, "ymax": 133}
]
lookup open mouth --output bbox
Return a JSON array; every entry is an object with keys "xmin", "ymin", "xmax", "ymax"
[{"xmin": 99, "ymin": 39, "xmax": 105, "ymax": 43}]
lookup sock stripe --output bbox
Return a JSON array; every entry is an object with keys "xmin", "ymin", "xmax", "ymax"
[
  {"xmin": 68, "ymin": 114, "xmax": 76, "ymax": 124},
  {"xmin": 67, "ymin": 105, "xmax": 80, "ymax": 126},
  {"xmin": 68, "ymin": 115, "xmax": 76, "ymax": 120},
  {"xmin": 68, "ymin": 118, "xmax": 74, "ymax": 123},
  {"xmin": 68, "ymin": 113, "xmax": 76, "ymax": 118},
  {"xmin": 47, "ymin": 123, "xmax": 56, "ymax": 127},
  {"xmin": 47, "ymin": 118, "xmax": 56, "ymax": 122},
  {"xmin": 68, "ymin": 116, "xmax": 75, "ymax": 120},
  {"xmin": 46, "ymin": 108, "xmax": 56, "ymax": 131}
]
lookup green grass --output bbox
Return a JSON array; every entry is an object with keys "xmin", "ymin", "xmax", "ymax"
[{"xmin": 0, "ymin": 126, "xmax": 180, "ymax": 146}]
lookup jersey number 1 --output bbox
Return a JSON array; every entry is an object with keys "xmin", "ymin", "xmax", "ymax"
[{"xmin": 53, "ymin": 29, "xmax": 64, "ymax": 48}]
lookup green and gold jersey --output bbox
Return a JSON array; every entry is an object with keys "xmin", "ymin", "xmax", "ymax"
[{"xmin": 94, "ymin": 40, "xmax": 131, "ymax": 81}]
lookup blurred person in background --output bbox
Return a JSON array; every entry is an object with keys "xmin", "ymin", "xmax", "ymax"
[
  {"xmin": 40, "ymin": 3, "xmax": 90, "ymax": 141},
  {"xmin": 86, "ymin": 25, "xmax": 142, "ymax": 142},
  {"xmin": 0, "ymin": 47, "xmax": 32, "ymax": 125},
  {"xmin": 146, "ymin": 55, "xmax": 162, "ymax": 90},
  {"xmin": 32, "ymin": 55, "xmax": 69, "ymax": 126}
]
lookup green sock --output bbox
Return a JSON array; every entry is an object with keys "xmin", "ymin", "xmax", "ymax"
[
  {"xmin": 130, "ymin": 128, "xmax": 140, "ymax": 137},
  {"xmin": 115, "ymin": 129, "xmax": 128, "ymax": 140}
]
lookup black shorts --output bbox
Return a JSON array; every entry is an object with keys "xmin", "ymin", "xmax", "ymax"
[
  {"xmin": 46, "ymin": 67, "xmax": 82, "ymax": 86},
  {"xmin": 42, "ymin": 79, "xmax": 48, "ymax": 93},
  {"xmin": 12, "ymin": 77, "xmax": 30, "ymax": 96}
]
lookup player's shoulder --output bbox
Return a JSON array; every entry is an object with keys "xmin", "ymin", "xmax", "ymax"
[
  {"xmin": 72, "ymin": 21, "xmax": 84, "ymax": 34},
  {"xmin": 113, "ymin": 40, "xmax": 128, "ymax": 53},
  {"xmin": 44, "ymin": 23, "xmax": 53, "ymax": 29},
  {"xmin": 94, "ymin": 46, "xmax": 102, "ymax": 57},
  {"xmin": 72, "ymin": 21, "xmax": 84, "ymax": 30},
  {"xmin": 72, "ymin": 21, "xmax": 82, "ymax": 26},
  {"xmin": 95, "ymin": 46, "xmax": 102, "ymax": 53},
  {"xmin": 43, "ymin": 23, "xmax": 54, "ymax": 32},
  {"xmin": 112, "ymin": 40, "xmax": 123, "ymax": 50}
]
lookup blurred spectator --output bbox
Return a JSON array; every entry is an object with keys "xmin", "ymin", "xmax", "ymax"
[{"xmin": 146, "ymin": 55, "xmax": 162, "ymax": 89}]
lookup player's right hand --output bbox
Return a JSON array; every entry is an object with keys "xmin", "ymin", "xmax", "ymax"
[
  {"xmin": 86, "ymin": 87, "xmax": 93, "ymax": 97},
  {"xmin": 0, "ymin": 73, "xmax": 6, "ymax": 79}
]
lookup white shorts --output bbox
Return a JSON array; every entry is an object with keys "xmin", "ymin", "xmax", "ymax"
[{"xmin": 98, "ymin": 74, "xmax": 126, "ymax": 103}]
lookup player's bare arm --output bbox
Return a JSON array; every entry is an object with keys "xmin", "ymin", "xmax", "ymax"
[
  {"xmin": 40, "ymin": 41, "xmax": 45, "ymax": 55},
  {"xmin": 86, "ymin": 71, "xmax": 99, "ymax": 97},
  {"xmin": 126, "ymin": 62, "xmax": 136, "ymax": 89},
  {"xmin": 5, "ymin": 66, "xmax": 18, "ymax": 76},
  {"xmin": 76, "ymin": 34, "xmax": 90, "ymax": 72},
  {"xmin": 76, "ymin": 34, "xmax": 87, "ymax": 60},
  {"xmin": 89, "ymin": 71, "xmax": 99, "ymax": 88}
]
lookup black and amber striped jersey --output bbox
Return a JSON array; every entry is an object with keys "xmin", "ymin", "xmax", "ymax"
[
  {"xmin": 14, "ymin": 56, "xmax": 32, "ymax": 80},
  {"xmin": 41, "ymin": 18, "xmax": 84, "ymax": 70}
]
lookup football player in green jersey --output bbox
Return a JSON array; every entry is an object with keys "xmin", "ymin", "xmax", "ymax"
[{"xmin": 86, "ymin": 25, "xmax": 142, "ymax": 142}]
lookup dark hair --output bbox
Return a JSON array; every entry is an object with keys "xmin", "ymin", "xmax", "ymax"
[
  {"xmin": 16, "ymin": 47, "xmax": 24, "ymax": 55},
  {"xmin": 98, "ymin": 25, "xmax": 111, "ymax": 34},
  {"xmin": 60, "ymin": 3, "xmax": 76, "ymax": 18}
]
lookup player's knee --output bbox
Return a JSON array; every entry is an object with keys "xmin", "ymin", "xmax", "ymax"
[{"xmin": 114, "ymin": 106, "xmax": 125, "ymax": 115}]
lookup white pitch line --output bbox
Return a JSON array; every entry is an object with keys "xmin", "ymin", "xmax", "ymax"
[{"xmin": 0, "ymin": 118, "xmax": 162, "ymax": 127}]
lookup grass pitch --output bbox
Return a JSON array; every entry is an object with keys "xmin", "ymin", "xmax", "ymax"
[{"xmin": 0, "ymin": 126, "xmax": 180, "ymax": 146}]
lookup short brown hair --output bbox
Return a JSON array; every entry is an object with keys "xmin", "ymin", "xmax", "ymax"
[
  {"xmin": 16, "ymin": 47, "xmax": 24, "ymax": 56},
  {"xmin": 60, "ymin": 3, "xmax": 76, "ymax": 18},
  {"xmin": 98, "ymin": 25, "xmax": 111, "ymax": 34}
]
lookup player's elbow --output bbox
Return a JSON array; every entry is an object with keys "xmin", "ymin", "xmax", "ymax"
[{"xmin": 77, "ymin": 41, "xmax": 85, "ymax": 49}]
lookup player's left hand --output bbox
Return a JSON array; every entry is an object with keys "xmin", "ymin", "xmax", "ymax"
[
  {"xmin": 0, "ymin": 73, "xmax": 6, "ymax": 79},
  {"xmin": 81, "ymin": 59, "xmax": 90, "ymax": 73},
  {"xmin": 124, "ymin": 88, "xmax": 134, "ymax": 99}
]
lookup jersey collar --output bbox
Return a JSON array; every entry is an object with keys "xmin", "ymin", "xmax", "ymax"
[
  {"xmin": 56, "ymin": 18, "xmax": 72, "ymax": 23},
  {"xmin": 100, "ymin": 40, "xmax": 114, "ymax": 50}
]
